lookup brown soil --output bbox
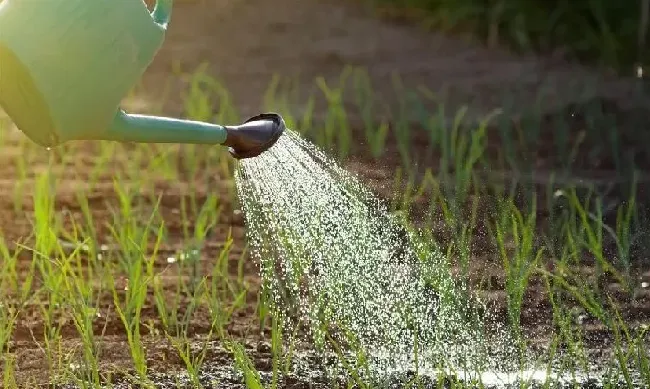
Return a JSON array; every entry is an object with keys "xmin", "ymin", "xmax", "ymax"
[{"xmin": 1, "ymin": 0, "xmax": 649, "ymax": 387}]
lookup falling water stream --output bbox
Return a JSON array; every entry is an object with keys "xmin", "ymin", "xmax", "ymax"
[{"xmin": 233, "ymin": 130, "xmax": 628, "ymax": 387}]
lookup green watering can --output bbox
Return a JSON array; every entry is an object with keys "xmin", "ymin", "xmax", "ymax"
[{"xmin": 0, "ymin": 0, "xmax": 284, "ymax": 159}]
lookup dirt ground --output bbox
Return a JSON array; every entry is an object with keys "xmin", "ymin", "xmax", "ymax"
[{"xmin": 1, "ymin": 0, "xmax": 649, "ymax": 387}]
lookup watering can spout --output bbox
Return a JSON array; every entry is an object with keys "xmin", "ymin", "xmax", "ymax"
[
  {"xmin": 105, "ymin": 111, "xmax": 285, "ymax": 159},
  {"xmin": 106, "ymin": 110, "xmax": 228, "ymax": 145}
]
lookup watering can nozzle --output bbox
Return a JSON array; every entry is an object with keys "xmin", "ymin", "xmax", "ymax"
[{"xmin": 223, "ymin": 113, "xmax": 286, "ymax": 159}]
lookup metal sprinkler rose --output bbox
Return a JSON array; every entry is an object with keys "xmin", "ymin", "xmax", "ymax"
[{"xmin": 0, "ymin": 0, "xmax": 284, "ymax": 159}]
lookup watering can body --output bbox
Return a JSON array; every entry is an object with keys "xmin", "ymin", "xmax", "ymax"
[{"xmin": 0, "ymin": 0, "xmax": 167, "ymax": 146}]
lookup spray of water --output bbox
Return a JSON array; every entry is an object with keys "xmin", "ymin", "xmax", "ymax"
[{"xmin": 235, "ymin": 130, "xmax": 515, "ymax": 381}]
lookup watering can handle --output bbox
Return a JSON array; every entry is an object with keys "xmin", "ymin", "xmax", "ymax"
[{"xmin": 151, "ymin": 0, "xmax": 173, "ymax": 29}]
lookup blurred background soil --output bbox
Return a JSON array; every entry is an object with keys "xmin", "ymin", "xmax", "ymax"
[{"xmin": 136, "ymin": 0, "xmax": 650, "ymax": 124}]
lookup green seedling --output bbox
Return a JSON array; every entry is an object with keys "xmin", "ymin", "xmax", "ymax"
[
  {"xmin": 352, "ymin": 67, "xmax": 390, "ymax": 159},
  {"xmin": 316, "ymin": 69, "xmax": 354, "ymax": 159},
  {"xmin": 390, "ymin": 72, "xmax": 414, "ymax": 171},
  {"xmin": 230, "ymin": 341, "xmax": 265, "ymax": 389},
  {"xmin": 493, "ymin": 198, "xmax": 543, "ymax": 343}
]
